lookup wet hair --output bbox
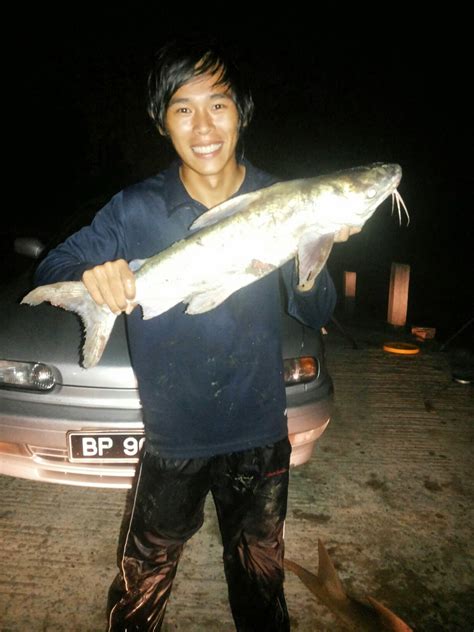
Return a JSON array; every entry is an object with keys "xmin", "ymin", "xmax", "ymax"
[{"xmin": 147, "ymin": 36, "xmax": 254, "ymax": 134}]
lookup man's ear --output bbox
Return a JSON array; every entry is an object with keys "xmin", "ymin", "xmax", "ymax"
[{"xmin": 158, "ymin": 124, "xmax": 167, "ymax": 136}]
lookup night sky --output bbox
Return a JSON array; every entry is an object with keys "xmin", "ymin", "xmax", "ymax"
[{"xmin": 8, "ymin": 14, "xmax": 472, "ymax": 339}]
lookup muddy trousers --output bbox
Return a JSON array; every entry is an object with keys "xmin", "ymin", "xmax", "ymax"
[{"xmin": 107, "ymin": 437, "xmax": 291, "ymax": 631}]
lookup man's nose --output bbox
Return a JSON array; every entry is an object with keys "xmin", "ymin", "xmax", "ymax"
[{"xmin": 194, "ymin": 109, "xmax": 214, "ymax": 134}]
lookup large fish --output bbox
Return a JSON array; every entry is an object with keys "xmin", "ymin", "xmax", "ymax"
[
  {"xmin": 285, "ymin": 539, "xmax": 413, "ymax": 631},
  {"xmin": 22, "ymin": 163, "xmax": 406, "ymax": 368}
]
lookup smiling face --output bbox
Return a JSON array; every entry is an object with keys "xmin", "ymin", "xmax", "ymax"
[{"xmin": 163, "ymin": 70, "xmax": 242, "ymax": 185}]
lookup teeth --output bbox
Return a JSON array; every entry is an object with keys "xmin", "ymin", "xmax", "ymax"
[{"xmin": 192, "ymin": 143, "xmax": 222, "ymax": 155}]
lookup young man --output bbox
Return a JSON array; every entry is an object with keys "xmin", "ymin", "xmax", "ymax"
[{"xmin": 35, "ymin": 38, "xmax": 341, "ymax": 631}]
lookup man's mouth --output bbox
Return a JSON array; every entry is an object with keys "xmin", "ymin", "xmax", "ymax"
[{"xmin": 192, "ymin": 142, "xmax": 223, "ymax": 156}]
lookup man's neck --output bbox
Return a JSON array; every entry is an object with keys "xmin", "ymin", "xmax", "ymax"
[{"xmin": 179, "ymin": 163, "xmax": 246, "ymax": 209}]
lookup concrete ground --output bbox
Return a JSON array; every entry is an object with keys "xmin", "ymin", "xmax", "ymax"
[{"xmin": 1, "ymin": 318, "xmax": 473, "ymax": 631}]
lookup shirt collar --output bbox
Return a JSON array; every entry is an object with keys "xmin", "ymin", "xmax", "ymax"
[{"xmin": 163, "ymin": 158, "xmax": 266, "ymax": 217}]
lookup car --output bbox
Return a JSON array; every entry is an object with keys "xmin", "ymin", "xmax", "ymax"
[{"xmin": 0, "ymin": 234, "xmax": 334, "ymax": 489}]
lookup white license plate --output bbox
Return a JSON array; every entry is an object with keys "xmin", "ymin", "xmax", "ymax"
[{"xmin": 67, "ymin": 431, "xmax": 145, "ymax": 462}]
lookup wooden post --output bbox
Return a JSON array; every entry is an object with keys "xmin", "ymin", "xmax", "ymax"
[
  {"xmin": 343, "ymin": 271, "xmax": 357, "ymax": 317},
  {"xmin": 387, "ymin": 263, "xmax": 410, "ymax": 326}
]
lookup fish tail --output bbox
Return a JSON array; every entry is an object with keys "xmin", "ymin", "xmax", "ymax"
[
  {"xmin": 284, "ymin": 558, "xmax": 325, "ymax": 595},
  {"xmin": 285, "ymin": 540, "xmax": 347, "ymax": 603},
  {"xmin": 316, "ymin": 538, "xmax": 346, "ymax": 595},
  {"xmin": 285, "ymin": 541, "xmax": 414, "ymax": 631},
  {"xmin": 366, "ymin": 596, "xmax": 414, "ymax": 631},
  {"xmin": 21, "ymin": 281, "xmax": 117, "ymax": 368}
]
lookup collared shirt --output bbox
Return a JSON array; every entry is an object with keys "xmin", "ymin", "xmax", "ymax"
[{"xmin": 35, "ymin": 160, "xmax": 336, "ymax": 458}]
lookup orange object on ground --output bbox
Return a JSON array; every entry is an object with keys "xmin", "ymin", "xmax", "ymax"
[{"xmin": 383, "ymin": 342, "xmax": 420, "ymax": 355}]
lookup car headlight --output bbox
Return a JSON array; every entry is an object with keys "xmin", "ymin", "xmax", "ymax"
[
  {"xmin": 0, "ymin": 360, "xmax": 56, "ymax": 391},
  {"xmin": 283, "ymin": 356, "xmax": 319, "ymax": 385}
]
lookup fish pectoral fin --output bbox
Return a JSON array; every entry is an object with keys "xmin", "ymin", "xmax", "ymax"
[
  {"xmin": 189, "ymin": 189, "xmax": 263, "ymax": 231},
  {"xmin": 296, "ymin": 233, "xmax": 335, "ymax": 291}
]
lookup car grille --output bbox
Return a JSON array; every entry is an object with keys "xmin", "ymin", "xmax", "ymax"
[
  {"xmin": 26, "ymin": 444, "xmax": 136, "ymax": 488},
  {"xmin": 29, "ymin": 445, "xmax": 69, "ymax": 462}
]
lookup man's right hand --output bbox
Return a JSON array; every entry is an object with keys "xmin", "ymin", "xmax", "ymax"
[{"xmin": 82, "ymin": 259, "xmax": 136, "ymax": 314}]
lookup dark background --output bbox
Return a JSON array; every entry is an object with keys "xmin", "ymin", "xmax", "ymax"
[{"xmin": 5, "ymin": 13, "xmax": 472, "ymax": 341}]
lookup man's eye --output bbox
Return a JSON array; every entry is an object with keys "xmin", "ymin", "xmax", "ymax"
[
  {"xmin": 213, "ymin": 103, "xmax": 225, "ymax": 110},
  {"xmin": 177, "ymin": 107, "xmax": 191, "ymax": 114}
]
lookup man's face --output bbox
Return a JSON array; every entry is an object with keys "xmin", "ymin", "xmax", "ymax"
[{"xmin": 163, "ymin": 70, "xmax": 241, "ymax": 180}]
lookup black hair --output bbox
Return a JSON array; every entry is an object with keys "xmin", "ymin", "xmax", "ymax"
[{"xmin": 147, "ymin": 36, "xmax": 254, "ymax": 134}]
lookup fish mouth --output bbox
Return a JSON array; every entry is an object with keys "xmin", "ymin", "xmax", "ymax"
[
  {"xmin": 346, "ymin": 163, "xmax": 407, "ymax": 225},
  {"xmin": 366, "ymin": 164, "xmax": 402, "ymax": 200},
  {"xmin": 191, "ymin": 142, "xmax": 223, "ymax": 157},
  {"xmin": 366, "ymin": 164, "xmax": 408, "ymax": 225}
]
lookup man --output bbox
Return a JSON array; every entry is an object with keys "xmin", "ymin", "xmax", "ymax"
[{"xmin": 35, "ymin": 37, "xmax": 346, "ymax": 631}]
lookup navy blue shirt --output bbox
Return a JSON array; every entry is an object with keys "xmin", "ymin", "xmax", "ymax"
[{"xmin": 35, "ymin": 160, "xmax": 336, "ymax": 458}]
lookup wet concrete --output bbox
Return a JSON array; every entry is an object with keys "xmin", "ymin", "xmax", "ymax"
[{"xmin": 0, "ymin": 319, "xmax": 473, "ymax": 631}]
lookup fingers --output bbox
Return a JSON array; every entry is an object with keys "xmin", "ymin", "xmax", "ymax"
[
  {"xmin": 333, "ymin": 226, "xmax": 362, "ymax": 243},
  {"xmin": 120, "ymin": 264, "xmax": 136, "ymax": 301},
  {"xmin": 333, "ymin": 226, "xmax": 351, "ymax": 243},
  {"xmin": 82, "ymin": 259, "xmax": 136, "ymax": 314}
]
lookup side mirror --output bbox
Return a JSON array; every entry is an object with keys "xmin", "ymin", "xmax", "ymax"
[{"xmin": 14, "ymin": 237, "xmax": 45, "ymax": 259}]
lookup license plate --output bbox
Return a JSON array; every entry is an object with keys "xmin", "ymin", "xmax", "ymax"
[{"xmin": 67, "ymin": 431, "xmax": 145, "ymax": 462}]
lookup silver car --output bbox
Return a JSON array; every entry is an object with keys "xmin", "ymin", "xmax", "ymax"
[{"xmin": 0, "ymin": 236, "xmax": 334, "ymax": 489}]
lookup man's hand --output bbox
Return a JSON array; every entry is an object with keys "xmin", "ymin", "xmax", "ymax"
[
  {"xmin": 82, "ymin": 259, "xmax": 136, "ymax": 314},
  {"xmin": 333, "ymin": 226, "xmax": 362, "ymax": 242}
]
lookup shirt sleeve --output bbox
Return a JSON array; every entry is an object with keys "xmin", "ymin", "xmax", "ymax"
[
  {"xmin": 280, "ymin": 259, "xmax": 337, "ymax": 329},
  {"xmin": 34, "ymin": 192, "xmax": 128, "ymax": 286}
]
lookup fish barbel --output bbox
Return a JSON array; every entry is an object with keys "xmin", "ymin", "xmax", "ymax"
[{"xmin": 22, "ymin": 163, "xmax": 405, "ymax": 368}]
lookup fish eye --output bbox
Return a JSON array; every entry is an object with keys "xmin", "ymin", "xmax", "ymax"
[{"xmin": 366, "ymin": 188, "xmax": 377, "ymax": 199}]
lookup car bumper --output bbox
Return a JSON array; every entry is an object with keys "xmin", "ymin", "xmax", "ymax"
[{"xmin": 0, "ymin": 394, "xmax": 333, "ymax": 489}]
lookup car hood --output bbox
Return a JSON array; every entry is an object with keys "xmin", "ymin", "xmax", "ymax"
[
  {"xmin": 0, "ymin": 276, "xmax": 136, "ymax": 388},
  {"xmin": 0, "ymin": 276, "xmax": 323, "ymax": 391}
]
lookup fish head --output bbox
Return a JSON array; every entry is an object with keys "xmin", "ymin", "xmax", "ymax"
[{"xmin": 310, "ymin": 163, "xmax": 402, "ymax": 230}]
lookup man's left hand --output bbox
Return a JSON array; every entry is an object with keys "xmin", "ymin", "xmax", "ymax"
[{"xmin": 333, "ymin": 226, "xmax": 362, "ymax": 242}]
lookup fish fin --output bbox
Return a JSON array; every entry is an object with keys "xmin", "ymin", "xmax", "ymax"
[
  {"xmin": 185, "ymin": 282, "xmax": 244, "ymax": 314},
  {"xmin": 139, "ymin": 281, "xmax": 241, "ymax": 319},
  {"xmin": 317, "ymin": 539, "xmax": 347, "ymax": 598},
  {"xmin": 366, "ymin": 596, "xmax": 413, "ymax": 631},
  {"xmin": 189, "ymin": 189, "xmax": 263, "ymax": 231},
  {"xmin": 286, "ymin": 542, "xmax": 413, "ymax": 631},
  {"xmin": 21, "ymin": 282, "xmax": 117, "ymax": 368},
  {"xmin": 284, "ymin": 541, "xmax": 346, "ymax": 598},
  {"xmin": 140, "ymin": 296, "xmax": 183, "ymax": 320},
  {"xmin": 284, "ymin": 558, "xmax": 325, "ymax": 593},
  {"xmin": 296, "ymin": 233, "xmax": 335, "ymax": 291}
]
